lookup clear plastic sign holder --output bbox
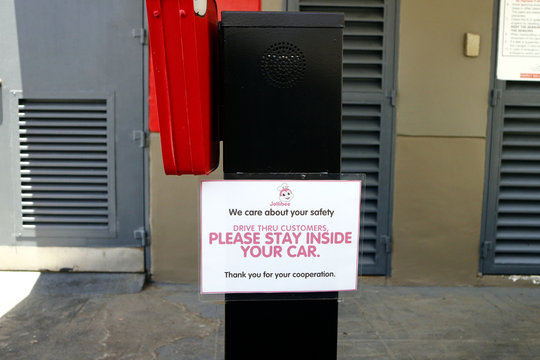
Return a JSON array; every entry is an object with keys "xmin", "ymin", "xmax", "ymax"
[{"xmin": 197, "ymin": 172, "xmax": 366, "ymax": 303}]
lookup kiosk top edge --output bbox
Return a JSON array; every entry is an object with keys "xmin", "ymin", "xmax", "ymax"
[{"xmin": 220, "ymin": 11, "xmax": 345, "ymax": 29}]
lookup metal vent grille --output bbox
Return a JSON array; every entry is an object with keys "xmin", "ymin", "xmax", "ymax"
[
  {"xmin": 299, "ymin": 0, "xmax": 385, "ymax": 92},
  {"xmin": 342, "ymin": 101, "xmax": 382, "ymax": 266},
  {"xmin": 260, "ymin": 42, "xmax": 306, "ymax": 89},
  {"xmin": 505, "ymin": 81, "xmax": 540, "ymax": 91},
  {"xmin": 18, "ymin": 99, "xmax": 112, "ymax": 232},
  {"xmin": 494, "ymin": 104, "xmax": 540, "ymax": 268}
]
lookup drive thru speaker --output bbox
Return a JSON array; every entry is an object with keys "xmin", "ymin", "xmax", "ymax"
[
  {"xmin": 221, "ymin": 11, "xmax": 343, "ymax": 174},
  {"xmin": 220, "ymin": 11, "xmax": 344, "ymax": 360}
]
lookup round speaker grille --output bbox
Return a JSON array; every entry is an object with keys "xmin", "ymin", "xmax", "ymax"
[{"xmin": 260, "ymin": 42, "xmax": 306, "ymax": 89}]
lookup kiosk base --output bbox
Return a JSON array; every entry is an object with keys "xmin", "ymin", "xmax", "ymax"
[
  {"xmin": 221, "ymin": 176, "xmax": 342, "ymax": 359},
  {"xmin": 225, "ymin": 293, "xmax": 338, "ymax": 360}
]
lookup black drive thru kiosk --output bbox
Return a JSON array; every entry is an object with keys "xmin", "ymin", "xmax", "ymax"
[{"xmin": 220, "ymin": 12, "xmax": 345, "ymax": 360}]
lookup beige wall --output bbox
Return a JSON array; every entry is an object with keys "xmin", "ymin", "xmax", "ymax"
[
  {"xmin": 397, "ymin": 0, "xmax": 493, "ymax": 137},
  {"xmin": 392, "ymin": 0, "xmax": 493, "ymax": 285},
  {"xmin": 150, "ymin": 135, "xmax": 223, "ymax": 282},
  {"xmin": 262, "ymin": 0, "xmax": 282, "ymax": 11},
  {"xmin": 391, "ymin": 137, "xmax": 485, "ymax": 285}
]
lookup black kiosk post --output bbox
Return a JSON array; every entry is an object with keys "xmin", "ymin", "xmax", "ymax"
[{"xmin": 220, "ymin": 12, "xmax": 344, "ymax": 360}]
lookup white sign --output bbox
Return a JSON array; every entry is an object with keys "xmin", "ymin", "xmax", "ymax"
[
  {"xmin": 497, "ymin": 0, "xmax": 540, "ymax": 80},
  {"xmin": 200, "ymin": 180, "xmax": 362, "ymax": 294}
]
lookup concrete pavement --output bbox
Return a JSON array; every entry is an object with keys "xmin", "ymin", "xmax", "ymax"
[{"xmin": 0, "ymin": 273, "xmax": 539, "ymax": 359}]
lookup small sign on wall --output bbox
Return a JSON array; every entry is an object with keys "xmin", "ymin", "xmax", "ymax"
[
  {"xmin": 497, "ymin": 0, "xmax": 540, "ymax": 81},
  {"xmin": 200, "ymin": 180, "xmax": 362, "ymax": 294}
]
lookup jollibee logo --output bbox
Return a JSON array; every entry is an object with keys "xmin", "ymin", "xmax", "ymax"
[
  {"xmin": 277, "ymin": 183, "xmax": 294, "ymax": 202},
  {"xmin": 270, "ymin": 183, "xmax": 294, "ymax": 206}
]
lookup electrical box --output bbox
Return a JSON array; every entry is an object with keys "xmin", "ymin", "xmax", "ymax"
[{"xmin": 220, "ymin": 12, "xmax": 344, "ymax": 174}]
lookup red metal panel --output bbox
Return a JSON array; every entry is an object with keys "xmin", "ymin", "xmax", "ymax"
[
  {"xmin": 216, "ymin": 0, "xmax": 261, "ymax": 20},
  {"xmin": 148, "ymin": 0, "xmax": 261, "ymax": 132},
  {"xmin": 146, "ymin": 0, "xmax": 219, "ymax": 175},
  {"xmin": 148, "ymin": 52, "xmax": 159, "ymax": 132}
]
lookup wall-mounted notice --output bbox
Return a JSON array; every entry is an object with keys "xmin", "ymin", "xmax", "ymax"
[
  {"xmin": 497, "ymin": 0, "xmax": 540, "ymax": 80},
  {"xmin": 200, "ymin": 180, "xmax": 362, "ymax": 294}
]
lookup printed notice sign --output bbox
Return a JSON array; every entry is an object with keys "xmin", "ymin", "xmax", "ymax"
[
  {"xmin": 497, "ymin": 0, "xmax": 540, "ymax": 80},
  {"xmin": 200, "ymin": 180, "xmax": 362, "ymax": 294}
]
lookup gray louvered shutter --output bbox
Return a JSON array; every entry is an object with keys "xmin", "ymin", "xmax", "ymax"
[
  {"xmin": 15, "ymin": 97, "xmax": 117, "ymax": 239},
  {"xmin": 482, "ymin": 90, "xmax": 540, "ymax": 274},
  {"xmin": 288, "ymin": 0, "xmax": 398, "ymax": 275},
  {"xmin": 481, "ymin": 0, "xmax": 540, "ymax": 275}
]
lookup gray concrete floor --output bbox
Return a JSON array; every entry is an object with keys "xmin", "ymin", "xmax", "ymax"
[{"xmin": 0, "ymin": 273, "xmax": 539, "ymax": 359}]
